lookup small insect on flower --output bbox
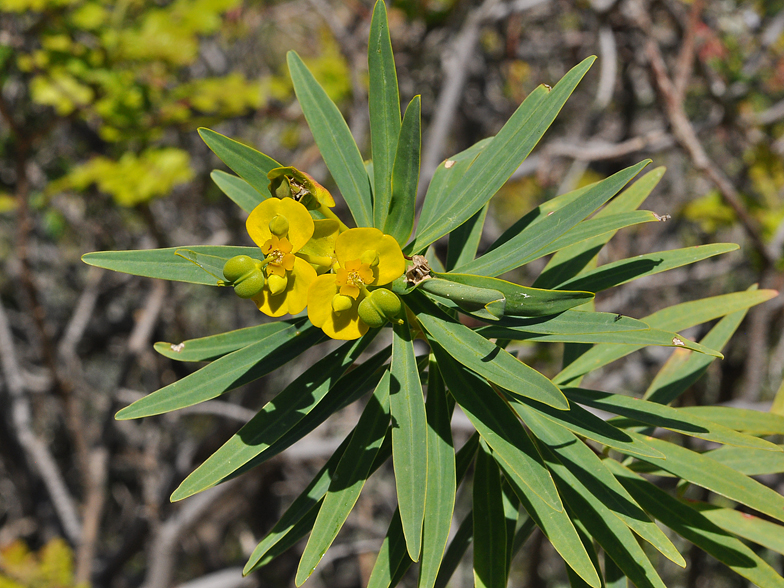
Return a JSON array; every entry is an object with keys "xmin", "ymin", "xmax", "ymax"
[{"xmin": 308, "ymin": 228, "xmax": 405, "ymax": 339}]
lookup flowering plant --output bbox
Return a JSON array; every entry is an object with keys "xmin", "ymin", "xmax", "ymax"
[{"xmin": 83, "ymin": 3, "xmax": 784, "ymax": 587}]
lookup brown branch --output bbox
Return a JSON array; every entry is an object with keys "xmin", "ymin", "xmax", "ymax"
[
  {"xmin": 642, "ymin": 34, "xmax": 773, "ymax": 268},
  {"xmin": 672, "ymin": 0, "xmax": 703, "ymax": 102}
]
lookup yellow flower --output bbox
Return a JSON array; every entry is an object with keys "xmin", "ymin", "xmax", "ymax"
[
  {"xmin": 308, "ymin": 228, "xmax": 406, "ymax": 339},
  {"xmin": 245, "ymin": 198, "xmax": 317, "ymax": 317}
]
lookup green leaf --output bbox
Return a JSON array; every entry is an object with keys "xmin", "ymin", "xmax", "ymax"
[
  {"xmin": 368, "ymin": 0, "xmax": 401, "ymax": 230},
  {"xmin": 508, "ymin": 396, "xmax": 664, "ymax": 460},
  {"xmin": 431, "ymin": 343, "xmax": 563, "ymax": 511},
  {"xmin": 626, "ymin": 432, "xmax": 784, "ymax": 524},
  {"xmin": 296, "ymin": 371, "xmax": 391, "ymax": 585},
  {"xmin": 644, "ymin": 304, "xmax": 751, "ymax": 405},
  {"xmin": 549, "ymin": 450, "xmax": 668, "ymax": 588},
  {"xmin": 418, "ymin": 360, "xmax": 456, "ymax": 588},
  {"xmin": 433, "ymin": 512, "xmax": 473, "ymax": 588},
  {"xmin": 210, "ymin": 169, "xmax": 265, "ymax": 213},
  {"xmin": 244, "ymin": 430, "xmax": 393, "ymax": 573},
  {"xmin": 116, "ymin": 324, "xmax": 324, "ymax": 420},
  {"xmin": 557, "ymin": 244, "xmax": 739, "ymax": 292},
  {"xmin": 565, "ymin": 388, "xmax": 780, "ymax": 451},
  {"xmin": 386, "ymin": 96, "xmax": 421, "ymax": 245},
  {"xmin": 288, "ymin": 51, "xmax": 372, "ymax": 227},
  {"xmin": 604, "ymin": 555, "xmax": 627, "ymax": 588},
  {"xmin": 479, "ymin": 325, "xmax": 723, "ymax": 356},
  {"xmin": 82, "ymin": 245, "xmax": 259, "ymax": 285},
  {"xmin": 446, "ymin": 204, "xmax": 488, "ymax": 271},
  {"xmin": 390, "ymin": 319, "xmax": 428, "ymax": 560},
  {"xmin": 691, "ymin": 502, "xmax": 784, "ymax": 556},
  {"xmin": 417, "ymin": 278, "xmax": 505, "ymax": 319},
  {"xmin": 408, "ymin": 293, "xmax": 568, "ymax": 409},
  {"xmin": 455, "ymin": 161, "xmax": 649, "ymax": 276},
  {"xmin": 171, "ymin": 333, "xmax": 375, "ymax": 500},
  {"xmin": 703, "ymin": 445, "xmax": 784, "ymax": 475},
  {"xmin": 415, "ymin": 138, "xmax": 493, "ymax": 247},
  {"xmin": 479, "ymin": 310, "xmax": 648, "ymax": 334},
  {"xmin": 367, "ymin": 509, "xmax": 412, "ymax": 588},
  {"xmin": 175, "ymin": 249, "xmax": 229, "ymax": 282},
  {"xmin": 678, "ymin": 406, "xmax": 784, "ymax": 436},
  {"xmin": 515, "ymin": 403, "xmax": 684, "ymax": 566},
  {"xmin": 502, "ymin": 454, "xmax": 601, "ymax": 588},
  {"xmin": 606, "ymin": 460, "xmax": 784, "ymax": 588},
  {"xmin": 473, "ymin": 440, "xmax": 508, "ymax": 588},
  {"xmin": 411, "ymin": 57, "xmax": 595, "ymax": 253},
  {"xmin": 555, "ymin": 289, "xmax": 777, "ymax": 384},
  {"xmin": 535, "ymin": 166, "xmax": 666, "ymax": 289},
  {"xmin": 154, "ymin": 319, "xmax": 306, "ymax": 362},
  {"xmin": 432, "ymin": 273, "xmax": 595, "ymax": 318},
  {"xmin": 199, "ymin": 128, "xmax": 281, "ymax": 197}
]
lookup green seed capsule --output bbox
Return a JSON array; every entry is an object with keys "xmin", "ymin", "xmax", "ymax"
[
  {"xmin": 357, "ymin": 289, "xmax": 402, "ymax": 328},
  {"xmin": 269, "ymin": 214, "xmax": 289, "ymax": 237},
  {"xmin": 233, "ymin": 271, "xmax": 265, "ymax": 299},
  {"xmin": 331, "ymin": 294, "xmax": 354, "ymax": 315},
  {"xmin": 271, "ymin": 175, "xmax": 293, "ymax": 200},
  {"xmin": 223, "ymin": 255, "xmax": 257, "ymax": 282}
]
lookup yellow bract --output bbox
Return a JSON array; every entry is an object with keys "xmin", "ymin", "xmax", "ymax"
[
  {"xmin": 308, "ymin": 228, "xmax": 405, "ymax": 340},
  {"xmin": 246, "ymin": 197, "xmax": 314, "ymax": 252}
]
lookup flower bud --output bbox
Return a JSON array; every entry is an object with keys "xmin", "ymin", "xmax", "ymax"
[
  {"xmin": 357, "ymin": 289, "xmax": 402, "ymax": 328},
  {"xmin": 268, "ymin": 214, "xmax": 289, "ymax": 237},
  {"xmin": 360, "ymin": 249, "xmax": 380, "ymax": 267},
  {"xmin": 331, "ymin": 294, "xmax": 354, "ymax": 315},
  {"xmin": 268, "ymin": 274, "xmax": 288, "ymax": 296}
]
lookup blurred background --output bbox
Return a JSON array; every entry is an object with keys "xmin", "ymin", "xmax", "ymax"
[{"xmin": 2, "ymin": 0, "xmax": 784, "ymax": 586}]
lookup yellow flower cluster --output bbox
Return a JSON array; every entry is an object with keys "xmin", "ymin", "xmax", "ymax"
[{"xmin": 224, "ymin": 191, "xmax": 406, "ymax": 340}]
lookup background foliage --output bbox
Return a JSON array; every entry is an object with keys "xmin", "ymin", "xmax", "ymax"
[{"xmin": 3, "ymin": 1, "xmax": 784, "ymax": 587}]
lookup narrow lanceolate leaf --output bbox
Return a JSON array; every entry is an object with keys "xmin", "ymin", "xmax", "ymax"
[
  {"xmin": 431, "ymin": 344, "xmax": 563, "ymax": 511},
  {"xmin": 474, "ymin": 441, "xmax": 508, "ymax": 588},
  {"xmin": 171, "ymin": 334, "xmax": 376, "ymax": 500},
  {"xmin": 418, "ymin": 361, "xmax": 456, "ymax": 588},
  {"xmin": 482, "ymin": 310, "xmax": 648, "ymax": 334},
  {"xmin": 512, "ymin": 210, "xmax": 661, "ymax": 269},
  {"xmin": 386, "ymin": 96, "xmax": 421, "ymax": 245},
  {"xmin": 116, "ymin": 324, "xmax": 323, "ymax": 420},
  {"xmin": 82, "ymin": 245, "xmax": 258, "ymax": 285},
  {"xmin": 510, "ymin": 396, "xmax": 663, "ymax": 459},
  {"xmin": 154, "ymin": 319, "xmax": 306, "ymax": 362},
  {"xmin": 565, "ymin": 388, "xmax": 780, "ymax": 451},
  {"xmin": 390, "ymin": 319, "xmax": 428, "ymax": 560},
  {"xmin": 548, "ymin": 449, "xmax": 668, "ymax": 588},
  {"xmin": 679, "ymin": 406, "xmax": 784, "ymax": 436},
  {"xmin": 415, "ymin": 138, "xmax": 492, "ymax": 244},
  {"xmin": 408, "ymin": 293, "xmax": 568, "ymax": 410},
  {"xmin": 367, "ymin": 510, "xmax": 412, "ymax": 588},
  {"xmin": 604, "ymin": 556, "xmax": 628, "ymax": 588},
  {"xmin": 627, "ymin": 432, "xmax": 784, "ymax": 524},
  {"xmin": 288, "ymin": 51, "xmax": 372, "ymax": 227},
  {"xmin": 555, "ymin": 289, "xmax": 778, "ymax": 385},
  {"xmin": 515, "ymin": 403, "xmax": 684, "ymax": 567},
  {"xmin": 691, "ymin": 502, "xmax": 784, "ymax": 556},
  {"xmin": 644, "ymin": 298, "xmax": 753, "ymax": 405},
  {"xmin": 704, "ymin": 445, "xmax": 784, "ymax": 476},
  {"xmin": 210, "ymin": 170, "xmax": 265, "ymax": 213},
  {"xmin": 455, "ymin": 161, "xmax": 649, "ymax": 276},
  {"xmin": 446, "ymin": 204, "xmax": 488, "ymax": 271},
  {"xmin": 244, "ymin": 432, "xmax": 393, "ymax": 574},
  {"xmin": 432, "ymin": 273, "xmax": 594, "ymax": 318},
  {"xmin": 557, "ymin": 243, "xmax": 739, "ymax": 292},
  {"xmin": 296, "ymin": 372, "xmax": 391, "ymax": 586},
  {"xmin": 434, "ymin": 512, "xmax": 473, "ymax": 588},
  {"xmin": 479, "ymin": 325, "xmax": 722, "ymax": 356},
  {"xmin": 411, "ymin": 57, "xmax": 595, "ymax": 253},
  {"xmin": 368, "ymin": 0, "xmax": 401, "ymax": 230},
  {"xmin": 607, "ymin": 460, "xmax": 784, "ymax": 588},
  {"xmin": 535, "ymin": 166, "xmax": 666, "ymax": 290},
  {"xmin": 199, "ymin": 128, "xmax": 281, "ymax": 197},
  {"xmin": 502, "ymin": 458, "xmax": 601, "ymax": 588}
]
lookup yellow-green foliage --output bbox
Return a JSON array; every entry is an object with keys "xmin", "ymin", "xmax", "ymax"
[
  {"xmin": 52, "ymin": 148, "xmax": 194, "ymax": 207},
  {"xmin": 682, "ymin": 191, "xmax": 737, "ymax": 233},
  {"xmin": 0, "ymin": 538, "xmax": 82, "ymax": 588}
]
